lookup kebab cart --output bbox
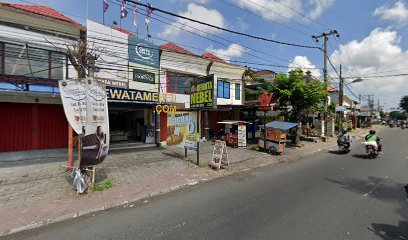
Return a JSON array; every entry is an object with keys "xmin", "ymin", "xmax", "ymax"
[{"xmin": 258, "ymin": 121, "xmax": 298, "ymax": 155}]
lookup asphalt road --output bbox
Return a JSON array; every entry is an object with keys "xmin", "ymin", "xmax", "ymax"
[{"xmin": 5, "ymin": 127, "xmax": 408, "ymax": 240}]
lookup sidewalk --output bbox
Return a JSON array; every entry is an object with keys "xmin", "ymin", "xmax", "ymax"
[{"xmin": 0, "ymin": 126, "xmax": 383, "ymax": 236}]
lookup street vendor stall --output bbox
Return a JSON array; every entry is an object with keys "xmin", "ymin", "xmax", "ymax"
[
  {"xmin": 217, "ymin": 121, "xmax": 248, "ymax": 148},
  {"xmin": 259, "ymin": 121, "xmax": 298, "ymax": 155}
]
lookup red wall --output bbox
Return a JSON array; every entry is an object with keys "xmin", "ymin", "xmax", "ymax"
[
  {"xmin": 0, "ymin": 103, "xmax": 68, "ymax": 152},
  {"xmin": 160, "ymin": 112, "xmax": 167, "ymax": 142}
]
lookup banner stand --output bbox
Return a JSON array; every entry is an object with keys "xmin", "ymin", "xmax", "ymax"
[{"xmin": 211, "ymin": 140, "xmax": 229, "ymax": 170}]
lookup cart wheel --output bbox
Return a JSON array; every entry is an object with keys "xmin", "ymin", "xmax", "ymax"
[{"xmin": 268, "ymin": 146, "xmax": 277, "ymax": 155}]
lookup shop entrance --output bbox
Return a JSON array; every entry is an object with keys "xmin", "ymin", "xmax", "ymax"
[{"xmin": 108, "ymin": 107, "xmax": 149, "ymax": 143}]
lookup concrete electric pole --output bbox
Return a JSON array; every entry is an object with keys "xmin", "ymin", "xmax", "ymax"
[{"xmin": 312, "ymin": 30, "xmax": 340, "ymax": 138}]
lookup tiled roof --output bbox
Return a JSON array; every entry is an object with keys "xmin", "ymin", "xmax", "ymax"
[
  {"xmin": 160, "ymin": 42, "xmax": 195, "ymax": 56},
  {"xmin": 327, "ymin": 86, "xmax": 338, "ymax": 92},
  {"xmin": 112, "ymin": 27, "xmax": 136, "ymax": 37},
  {"xmin": 0, "ymin": 3, "xmax": 83, "ymax": 28},
  {"xmin": 254, "ymin": 70, "xmax": 276, "ymax": 76},
  {"xmin": 201, "ymin": 52, "xmax": 225, "ymax": 63}
]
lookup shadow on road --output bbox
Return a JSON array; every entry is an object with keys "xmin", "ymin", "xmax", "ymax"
[
  {"xmin": 328, "ymin": 150, "xmax": 341, "ymax": 155},
  {"xmin": 369, "ymin": 221, "xmax": 408, "ymax": 240},
  {"xmin": 352, "ymin": 154, "xmax": 369, "ymax": 159},
  {"xmin": 326, "ymin": 176, "xmax": 408, "ymax": 239}
]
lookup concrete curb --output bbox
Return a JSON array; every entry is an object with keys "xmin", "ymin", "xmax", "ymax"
[{"xmin": 1, "ymin": 126, "xmax": 384, "ymax": 237}]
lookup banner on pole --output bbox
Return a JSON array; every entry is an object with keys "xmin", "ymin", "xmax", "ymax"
[
  {"xmin": 81, "ymin": 79, "xmax": 110, "ymax": 166},
  {"xmin": 59, "ymin": 79, "xmax": 110, "ymax": 167},
  {"xmin": 58, "ymin": 79, "xmax": 87, "ymax": 134}
]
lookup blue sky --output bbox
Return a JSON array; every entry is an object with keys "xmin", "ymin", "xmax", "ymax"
[{"xmin": 7, "ymin": 0, "xmax": 408, "ymax": 110}]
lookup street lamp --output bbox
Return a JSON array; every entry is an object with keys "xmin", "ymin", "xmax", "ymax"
[{"xmin": 338, "ymin": 77, "xmax": 364, "ymax": 130}]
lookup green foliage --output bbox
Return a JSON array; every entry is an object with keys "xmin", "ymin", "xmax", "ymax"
[
  {"xmin": 400, "ymin": 95, "xmax": 408, "ymax": 112},
  {"xmin": 389, "ymin": 111, "xmax": 407, "ymax": 120},
  {"xmin": 265, "ymin": 69, "xmax": 327, "ymax": 121},
  {"xmin": 93, "ymin": 178, "xmax": 113, "ymax": 192}
]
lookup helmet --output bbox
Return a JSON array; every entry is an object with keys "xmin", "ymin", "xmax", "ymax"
[
  {"xmin": 342, "ymin": 128, "xmax": 348, "ymax": 134},
  {"xmin": 369, "ymin": 130, "xmax": 376, "ymax": 135}
]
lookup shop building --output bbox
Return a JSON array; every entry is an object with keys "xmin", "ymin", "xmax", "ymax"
[
  {"xmin": 87, "ymin": 20, "xmax": 161, "ymax": 145},
  {"xmin": 0, "ymin": 3, "xmax": 84, "ymax": 152},
  {"xmin": 158, "ymin": 43, "xmax": 246, "ymax": 144}
]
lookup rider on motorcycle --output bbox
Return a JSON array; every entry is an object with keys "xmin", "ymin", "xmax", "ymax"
[
  {"xmin": 337, "ymin": 128, "xmax": 351, "ymax": 149},
  {"xmin": 365, "ymin": 130, "xmax": 382, "ymax": 152}
]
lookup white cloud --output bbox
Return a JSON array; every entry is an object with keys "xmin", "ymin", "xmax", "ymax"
[
  {"xmin": 307, "ymin": 0, "xmax": 335, "ymax": 19},
  {"xmin": 330, "ymin": 28, "xmax": 408, "ymax": 108},
  {"xmin": 235, "ymin": 0, "xmax": 333, "ymax": 21},
  {"xmin": 170, "ymin": 0, "xmax": 208, "ymax": 4},
  {"xmin": 205, "ymin": 44, "xmax": 245, "ymax": 62},
  {"xmin": 288, "ymin": 56, "xmax": 322, "ymax": 78},
  {"xmin": 160, "ymin": 3, "xmax": 225, "ymax": 37},
  {"xmin": 236, "ymin": 17, "xmax": 249, "ymax": 31},
  {"xmin": 374, "ymin": 1, "xmax": 408, "ymax": 26}
]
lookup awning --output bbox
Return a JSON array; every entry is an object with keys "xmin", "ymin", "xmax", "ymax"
[
  {"xmin": 265, "ymin": 121, "xmax": 298, "ymax": 130},
  {"xmin": 217, "ymin": 120, "xmax": 248, "ymax": 125}
]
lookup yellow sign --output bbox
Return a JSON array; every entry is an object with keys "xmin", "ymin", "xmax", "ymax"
[
  {"xmin": 156, "ymin": 104, "xmax": 177, "ymax": 113},
  {"xmin": 166, "ymin": 112, "xmax": 198, "ymax": 151}
]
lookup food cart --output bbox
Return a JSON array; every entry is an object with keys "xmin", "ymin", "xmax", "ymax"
[
  {"xmin": 217, "ymin": 121, "xmax": 248, "ymax": 148},
  {"xmin": 258, "ymin": 121, "xmax": 298, "ymax": 155}
]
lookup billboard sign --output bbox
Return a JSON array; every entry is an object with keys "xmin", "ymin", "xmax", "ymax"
[
  {"xmin": 128, "ymin": 36, "xmax": 160, "ymax": 68},
  {"xmin": 133, "ymin": 69, "xmax": 155, "ymax": 84},
  {"xmin": 190, "ymin": 75, "xmax": 216, "ymax": 109},
  {"xmin": 166, "ymin": 112, "xmax": 198, "ymax": 151}
]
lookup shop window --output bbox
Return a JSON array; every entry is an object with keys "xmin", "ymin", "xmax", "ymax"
[
  {"xmin": 0, "ymin": 42, "xmax": 4, "ymax": 74},
  {"xmin": 50, "ymin": 51, "xmax": 64, "ymax": 80},
  {"xmin": 235, "ymin": 83, "xmax": 241, "ymax": 100},
  {"xmin": 4, "ymin": 43, "xmax": 64, "ymax": 80},
  {"xmin": 166, "ymin": 71, "xmax": 195, "ymax": 94},
  {"xmin": 217, "ymin": 80, "xmax": 230, "ymax": 99}
]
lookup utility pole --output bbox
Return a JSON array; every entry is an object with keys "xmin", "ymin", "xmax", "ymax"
[
  {"xmin": 339, "ymin": 64, "xmax": 343, "ymax": 130},
  {"xmin": 312, "ymin": 30, "xmax": 340, "ymax": 138}
]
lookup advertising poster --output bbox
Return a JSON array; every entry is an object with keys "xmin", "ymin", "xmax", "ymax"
[
  {"xmin": 190, "ymin": 75, "xmax": 216, "ymax": 109},
  {"xmin": 166, "ymin": 112, "xmax": 198, "ymax": 151},
  {"xmin": 58, "ymin": 79, "xmax": 87, "ymax": 134},
  {"xmin": 81, "ymin": 79, "xmax": 110, "ymax": 167},
  {"xmin": 237, "ymin": 124, "xmax": 247, "ymax": 147}
]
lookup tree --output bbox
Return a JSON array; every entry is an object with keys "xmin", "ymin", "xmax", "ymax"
[
  {"xmin": 265, "ymin": 69, "xmax": 327, "ymax": 144},
  {"xmin": 400, "ymin": 95, "xmax": 408, "ymax": 113},
  {"xmin": 66, "ymin": 40, "xmax": 99, "ymax": 78},
  {"xmin": 266, "ymin": 69, "xmax": 327, "ymax": 122}
]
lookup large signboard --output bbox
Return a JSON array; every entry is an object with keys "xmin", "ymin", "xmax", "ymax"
[
  {"xmin": 128, "ymin": 35, "xmax": 160, "ymax": 68},
  {"xmin": 87, "ymin": 20, "xmax": 128, "ymax": 87},
  {"xmin": 190, "ymin": 75, "xmax": 216, "ymax": 109},
  {"xmin": 166, "ymin": 112, "xmax": 198, "ymax": 151},
  {"xmin": 107, "ymin": 87, "xmax": 158, "ymax": 104}
]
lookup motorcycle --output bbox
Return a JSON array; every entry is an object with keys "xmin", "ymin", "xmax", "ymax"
[
  {"xmin": 337, "ymin": 140, "xmax": 351, "ymax": 154},
  {"xmin": 363, "ymin": 142, "xmax": 379, "ymax": 159},
  {"xmin": 401, "ymin": 123, "xmax": 406, "ymax": 129}
]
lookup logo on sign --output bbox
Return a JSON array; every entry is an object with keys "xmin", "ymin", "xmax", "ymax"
[{"xmin": 136, "ymin": 43, "xmax": 153, "ymax": 60}]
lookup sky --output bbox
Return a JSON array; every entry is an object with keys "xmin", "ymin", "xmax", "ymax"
[{"xmin": 7, "ymin": 0, "xmax": 408, "ymax": 110}]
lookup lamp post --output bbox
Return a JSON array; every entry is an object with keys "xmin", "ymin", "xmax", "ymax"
[{"xmin": 338, "ymin": 74, "xmax": 364, "ymax": 131}]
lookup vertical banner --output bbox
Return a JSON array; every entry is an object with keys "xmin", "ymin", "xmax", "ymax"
[
  {"xmin": 237, "ymin": 124, "xmax": 247, "ymax": 147},
  {"xmin": 58, "ymin": 79, "xmax": 87, "ymax": 134},
  {"xmin": 81, "ymin": 79, "xmax": 110, "ymax": 167},
  {"xmin": 166, "ymin": 112, "xmax": 198, "ymax": 151}
]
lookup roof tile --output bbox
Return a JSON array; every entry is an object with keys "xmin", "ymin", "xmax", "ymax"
[
  {"xmin": 160, "ymin": 42, "xmax": 195, "ymax": 56},
  {"xmin": 0, "ymin": 3, "xmax": 82, "ymax": 28}
]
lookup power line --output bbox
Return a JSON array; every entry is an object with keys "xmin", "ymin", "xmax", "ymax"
[{"xmin": 130, "ymin": 0, "xmax": 321, "ymax": 49}]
